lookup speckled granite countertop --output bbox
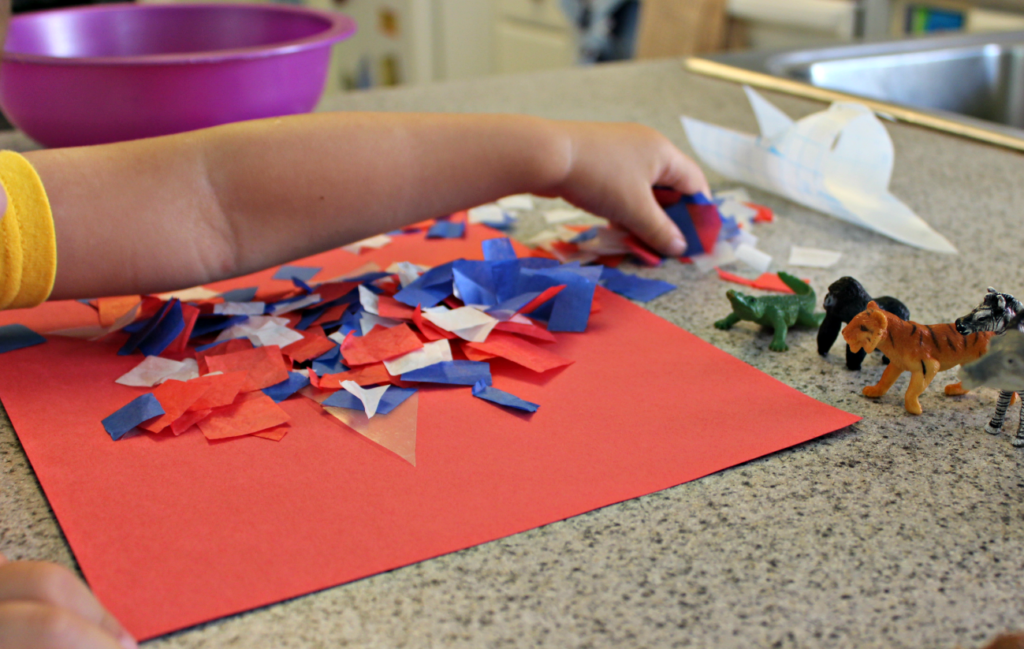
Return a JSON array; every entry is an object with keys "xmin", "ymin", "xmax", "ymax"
[{"xmin": 2, "ymin": 60, "xmax": 1022, "ymax": 649}]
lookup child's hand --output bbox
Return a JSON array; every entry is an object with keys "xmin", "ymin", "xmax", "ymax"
[
  {"xmin": 0, "ymin": 553, "xmax": 136, "ymax": 649},
  {"xmin": 548, "ymin": 121, "xmax": 710, "ymax": 258}
]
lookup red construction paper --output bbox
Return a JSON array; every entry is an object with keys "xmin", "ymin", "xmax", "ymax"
[
  {"xmin": 0, "ymin": 225, "xmax": 859, "ymax": 641},
  {"xmin": 465, "ymin": 332, "xmax": 574, "ymax": 373},
  {"xmin": 341, "ymin": 324, "xmax": 423, "ymax": 366},
  {"xmin": 196, "ymin": 392, "xmax": 291, "ymax": 441},
  {"xmin": 204, "ymin": 346, "xmax": 290, "ymax": 392},
  {"xmin": 493, "ymin": 321, "xmax": 557, "ymax": 343}
]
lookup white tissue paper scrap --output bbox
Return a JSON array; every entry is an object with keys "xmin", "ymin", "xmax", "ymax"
[
  {"xmin": 735, "ymin": 243, "xmax": 772, "ymax": 273},
  {"xmin": 383, "ymin": 339, "xmax": 454, "ymax": 375},
  {"xmin": 682, "ymin": 86, "xmax": 956, "ymax": 253},
  {"xmin": 789, "ymin": 246, "xmax": 843, "ymax": 268},
  {"xmin": 341, "ymin": 381, "xmax": 389, "ymax": 419}
]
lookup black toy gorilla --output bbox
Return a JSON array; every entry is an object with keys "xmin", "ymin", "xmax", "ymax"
[{"xmin": 817, "ymin": 277, "xmax": 910, "ymax": 370}]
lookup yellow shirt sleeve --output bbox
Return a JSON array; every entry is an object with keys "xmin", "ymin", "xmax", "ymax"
[{"xmin": 0, "ymin": 150, "xmax": 56, "ymax": 310}]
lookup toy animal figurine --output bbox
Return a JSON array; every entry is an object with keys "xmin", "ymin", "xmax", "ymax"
[
  {"xmin": 955, "ymin": 288, "xmax": 1024, "ymax": 441},
  {"xmin": 842, "ymin": 301, "xmax": 994, "ymax": 415},
  {"xmin": 714, "ymin": 272, "xmax": 825, "ymax": 352},
  {"xmin": 960, "ymin": 328, "xmax": 1024, "ymax": 447},
  {"xmin": 817, "ymin": 276, "xmax": 910, "ymax": 370}
]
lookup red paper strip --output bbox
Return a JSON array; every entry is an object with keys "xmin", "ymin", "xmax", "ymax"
[
  {"xmin": 377, "ymin": 295, "xmax": 415, "ymax": 320},
  {"xmin": 624, "ymin": 235, "xmax": 661, "ymax": 267},
  {"xmin": 312, "ymin": 304, "xmax": 349, "ymax": 328},
  {"xmin": 188, "ymin": 372, "xmax": 248, "ymax": 412},
  {"xmin": 141, "ymin": 379, "xmax": 213, "ymax": 433},
  {"xmin": 715, "ymin": 268, "xmax": 757, "ymax": 288},
  {"xmin": 167, "ymin": 303, "xmax": 200, "ymax": 356},
  {"xmin": 465, "ymin": 332, "xmax": 574, "ymax": 373},
  {"xmin": 170, "ymin": 409, "xmax": 211, "ymax": 436},
  {"xmin": 319, "ymin": 363, "xmax": 391, "ymax": 389},
  {"xmin": 197, "ymin": 392, "xmax": 291, "ymax": 441},
  {"xmin": 493, "ymin": 321, "xmax": 557, "ymax": 343},
  {"xmin": 517, "ymin": 285, "xmax": 565, "ymax": 316},
  {"xmin": 461, "ymin": 344, "xmax": 496, "ymax": 362},
  {"xmin": 282, "ymin": 331, "xmax": 335, "ymax": 365},
  {"xmin": 341, "ymin": 324, "xmax": 423, "ymax": 366},
  {"xmin": 205, "ymin": 346, "xmax": 290, "ymax": 393}
]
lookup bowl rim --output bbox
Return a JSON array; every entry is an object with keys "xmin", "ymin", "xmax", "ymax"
[{"xmin": 2, "ymin": 2, "xmax": 357, "ymax": 66}]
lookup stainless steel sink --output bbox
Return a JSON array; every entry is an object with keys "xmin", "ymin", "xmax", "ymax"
[{"xmin": 706, "ymin": 30, "xmax": 1024, "ymax": 141}]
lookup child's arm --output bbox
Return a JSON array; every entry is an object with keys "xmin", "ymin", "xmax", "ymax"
[
  {"xmin": 0, "ymin": 553, "xmax": 136, "ymax": 648},
  {"xmin": 24, "ymin": 112, "xmax": 707, "ymax": 300}
]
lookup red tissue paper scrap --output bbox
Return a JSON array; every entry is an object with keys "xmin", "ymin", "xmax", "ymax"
[{"xmin": 0, "ymin": 225, "xmax": 858, "ymax": 640}]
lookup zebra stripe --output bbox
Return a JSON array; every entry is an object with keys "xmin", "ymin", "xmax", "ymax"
[{"xmin": 985, "ymin": 391, "xmax": 1013, "ymax": 435}]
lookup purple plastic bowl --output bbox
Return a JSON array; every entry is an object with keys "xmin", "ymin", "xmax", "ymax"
[{"xmin": 0, "ymin": 3, "xmax": 356, "ymax": 147}]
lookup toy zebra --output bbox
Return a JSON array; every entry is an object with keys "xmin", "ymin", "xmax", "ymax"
[{"xmin": 954, "ymin": 288, "xmax": 1024, "ymax": 446}]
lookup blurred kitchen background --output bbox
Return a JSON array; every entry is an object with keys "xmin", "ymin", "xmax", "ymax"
[{"xmin": 13, "ymin": 0, "xmax": 1024, "ymax": 95}]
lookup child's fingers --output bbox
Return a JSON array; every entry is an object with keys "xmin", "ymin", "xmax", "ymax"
[
  {"xmin": 656, "ymin": 146, "xmax": 710, "ymax": 198},
  {"xmin": 623, "ymin": 191, "xmax": 687, "ymax": 258},
  {"xmin": 0, "ymin": 601, "xmax": 126, "ymax": 649},
  {"xmin": 0, "ymin": 562, "xmax": 136, "ymax": 649}
]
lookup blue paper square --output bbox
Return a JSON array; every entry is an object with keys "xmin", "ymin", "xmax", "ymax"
[
  {"xmin": 426, "ymin": 221, "xmax": 466, "ymax": 239},
  {"xmin": 262, "ymin": 372, "xmax": 311, "ymax": 403},
  {"xmin": 600, "ymin": 267, "xmax": 677, "ymax": 302},
  {"xmin": 401, "ymin": 361, "xmax": 492, "ymax": 386},
  {"xmin": 0, "ymin": 324, "xmax": 46, "ymax": 354},
  {"xmin": 273, "ymin": 265, "xmax": 321, "ymax": 283},
  {"xmin": 102, "ymin": 393, "xmax": 165, "ymax": 441},
  {"xmin": 482, "ymin": 237, "xmax": 517, "ymax": 261},
  {"xmin": 219, "ymin": 286, "xmax": 258, "ymax": 303}
]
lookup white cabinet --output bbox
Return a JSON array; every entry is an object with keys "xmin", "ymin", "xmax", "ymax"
[{"xmin": 493, "ymin": 0, "xmax": 577, "ymax": 75}]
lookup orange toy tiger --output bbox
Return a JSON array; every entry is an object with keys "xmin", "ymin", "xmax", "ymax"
[{"xmin": 842, "ymin": 301, "xmax": 995, "ymax": 415}]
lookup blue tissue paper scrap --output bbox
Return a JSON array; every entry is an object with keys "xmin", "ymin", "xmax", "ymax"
[
  {"xmin": 600, "ymin": 267, "xmax": 676, "ymax": 303},
  {"xmin": 219, "ymin": 286, "xmax": 258, "ymax": 303},
  {"xmin": 0, "ymin": 324, "xmax": 46, "ymax": 354},
  {"xmin": 137, "ymin": 299, "xmax": 185, "ymax": 357},
  {"xmin": 426, "ymin": 221, "xmax": 466, "ymax": 239},
  {"xmin": 402, "ymin": 361, "xmax": 492, "ymax": 386},
  {"xmin": 471, "ymin": 381, "xmax": 539, "ymax": 413},
  {"xmin": 272, "ymin": 265, "xmax": 321, "ymax": 283},
  {"xmin": 262, "ymin": 372, "xmax": 311, "ymax": 403},
  {"xmin": 481, "ymin": 237, "xmax": 517, "ymax": 262},
  {"xmin": 102, "ymin": 393, "xmax": 165, "ymax": 441}
]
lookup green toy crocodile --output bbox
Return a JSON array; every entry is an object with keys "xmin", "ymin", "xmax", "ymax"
[{"xmin": 714, "ymin": 272, "xmax": 825, "ymax": 352}]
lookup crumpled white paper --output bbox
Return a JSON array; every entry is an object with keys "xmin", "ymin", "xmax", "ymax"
[{"xmin": 682, "ymin": 86, "xmax": 956, "ymax": 253}]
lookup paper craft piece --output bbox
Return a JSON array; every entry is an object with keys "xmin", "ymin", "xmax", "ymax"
[
  {"xmin": 0, "ymin": 324, "xmax": 46, "ymax": 354},
  {"xmin": 342, "ymin": 234, "xmax": 392, "ymax": 255},
  {"xmin": 468, "ymin": 204, "xmax": 506, "ymax": 224},
  {"xmin": 204, "ymin": 346, "xmax": 290, "ymax": 392},
  {"xmin": 401, "ymin": 360, "xmax": 492, "ymax": 386},
  {"xmin": 383, "ymin": 339, "xmax": 453, "ymax": 375},
  {"xmin": 324, "ymin": 391, "xmax": 418, "ymax": 466},
  {"xmin": 97, "ymin": 296, "xmax": 142, "ymax": 328},
  {"xmin": 219, "ymin": 287, "xmax": 258, "ymax": 303},
  {"xmin": 262, "ymin": 372, "xmax": 311, "ymax": 403},
  {"xmin": 272, "ymin": 265, "xmax": 321, "ymax": 283},
  {"xmin": 155, "ymin": 286, "xmax": 220, "ymax": 302},
  {"xmin": 281, "ymin": 332, "xmax": 335, "ymax": 365},
  {"xmin": 214, "ymin": 302, "xmax": 266, "ymax": 316},
  {"xmin": 422, "ymin": 306, "xmax": 498, "ymax": 343},
  {"xmin": 318, "ymin": 362, "xmax": 391, "ymax": 388},
  {"xmin": 163, "ymin": 358, "xmax": 200, "ymax": 384},
  {"xmin": 496, "ymin": 195, "xmax": 533, "ymax": 210},
  {"xmin": 336, "ymin": 381, "xmax": 388, "ymax": 418},
  {"xmin": 663, "ymin": 194, "xmax": 722, "ymax": 257},
  {"xmin": 140, "ymin": 379, "xmax": 213, "ymax": 433},
  {"xmin": 252, "ymin": 427, "xmax": 289, "ymax": 441},
  {"xmin": 543, "ymin": 209, "xmax": 583, "ymax": 224},
  {"xmin": 788, "ymin": 246, "xmax": 843, "ymax": 268},
  {"xmin": 341, "ymin": 324, "xmax": 423, "ymax": 366},
  {"xmin": 322, "ymin": 385, "xmax": 416, "ymax": 416},
  {"xmin": 101, "ymin": 394, "xmax": 164, "ymax": 441},
  {"xmin": 682, "ymin": 86, "xmax": 956, "ymax": 253},
  {"xmin": 357, "ymin": 285, "xmax": 380, "ymax": 315},
  {"xmin": 471, "ymin": 381, "xmax": 539, "ymax": 413},
  {"xmin": 197, "ymin": 393, "xmax": 291, "ymax": 441},
  {"xmin": 735, "ymin": 243, "xmax": 772, "ymax": 274},
  {"xmin": 115, "ymin": 356, "xmax": 191, "ymax": 388},
  {"xmin": 426, "ymin": 221, "xmax": 465, "ymax": 239},
  {"xmin": 247, "ymin": 323, "xmax": 305, "ymax": 349},
  {"xmin": 690, "ymin": 244, "xmax": 738, "ymax": 274},
  {"xmin": 715, "ymin": 269, "xmax": 807, "ymax": 295},
  {"xmin": 599, "ymin": 267, "xmax": 676, "ymax": 303},
  {"xmin": 492, "ymin": 320, "xmax": 556, "ymax": 343},
  {"xmin": 464, "ymin": 332, "xmax": 573, "ymax": 374},
  {"xmin": 269, "ymin": 293, "xmax": 321, "ymax": 316},
  {"xmin": 189, "ymin": 372, "xmax": 248, "ymax": 411},
  {"xmin": 169, "ymin": 408, "xmax": 210, "ymax": 436},
  {"xmin": 482, "ymin": 237, "xmax": 517, "ymax": 262},
  {"xmin": 0, "ymin": 225, "xmax": 860, "ymax": 642}
]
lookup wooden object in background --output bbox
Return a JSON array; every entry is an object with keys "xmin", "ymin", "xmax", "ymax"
[{"xmin": 635, "ymin": 0, "xmax": 734, "ymax": 59}]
